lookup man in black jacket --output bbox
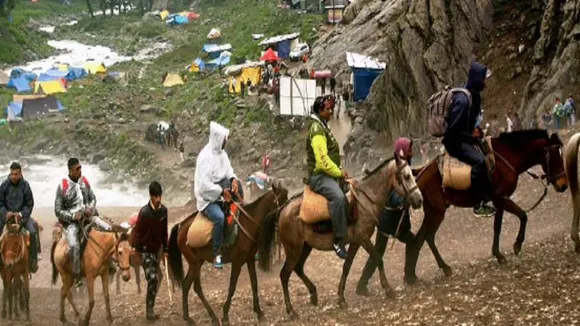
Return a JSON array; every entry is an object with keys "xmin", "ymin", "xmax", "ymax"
[
  {"xmin": 442, "ymin": 61, "xmax": 495, "ymax": 218},
  {"xmin": 0, "ymin": 162, "xmax": 38, "ymax": 272}
]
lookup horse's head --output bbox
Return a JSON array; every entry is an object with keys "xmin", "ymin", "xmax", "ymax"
[
  {"xmin": 391, "ymin": 155, "xmax": 423, "ymax": 209},
  {"xmin": 543, "ymin": 133, "xmax": 568, "ymax": 192},
  {"xmin": 270, "ymin": 178, "xmax": 289, "ymax": 207},
  {"xmin": 114, "ymin": 232, "xmax": 132, "ymax": 282},
  {"xmin": 0, "ymin": 225, "xmax": 26, "ymax": 268}
]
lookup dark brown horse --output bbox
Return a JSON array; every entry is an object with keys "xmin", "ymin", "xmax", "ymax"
[
  {"xmin": 167, "ymin": 182, "xmax": 288, "ymax": 326},
  {"xmin": 1, "ymin": 222, "xmax": 30, "ymax": 321},
  {"xmin": 258, "ymin": 156, "xmax": 423, "ymax": 318},
  {"xmin": 405, "ymin": 130, "xmax": 568, "ymax": 284}
]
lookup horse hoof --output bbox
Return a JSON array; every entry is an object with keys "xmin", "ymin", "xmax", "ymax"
[
  {"xmin": 256, "ymin": 310, "xmax": 266, "ymax": 321},
  {"xmin": 513, "ymin": 243, "xmax": 522, "ymax": 256},
  {"xmin": 211, "ymin": 318, "xmax": 220, "ymax": 326},
  {"xmin": 384, "ymin": 287, "xmax": 395, "ymax": 298},
  {"xmin": 442, "ymin": 265, "xmax": 453, "ymax": 277},
  {"xmin": 288, "ymin": 311, "xmax": 299, "ymax": 320},
  {"xmin": 310, "ymin": 295, "xmax": 318, "ymax": 306},
  {"xmin": 184, "ymin": 317, "xmax": 196, "ymax": 326},
  {"xmin": 496, "ymin": 254, "xmax": 508, "ymax": 264},
  {"xmin": 355, "ymin": 285, "xmax": 369, "ymax": 297},
  {"xmin": 404, "ymin": 274, "xmax": 418, "ymax": 285},
  {"xmin": 574, "ymin": 243, "xmax": 580, "ymax": 254},
  {"xmin": 221, "ymin": 319, "xmax": 229, "ymax": 326},
  {"xmin": 338, "ymin": 300, "xmax": 348, "ymax": 309}
]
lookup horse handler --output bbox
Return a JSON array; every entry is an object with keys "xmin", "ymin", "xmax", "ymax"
[{"xmin": 131, "ymin": 181, "xmax": 168, "ymax": 321}]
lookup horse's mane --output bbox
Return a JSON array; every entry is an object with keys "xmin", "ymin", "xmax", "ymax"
[
  {"xmin": 497, "ymin": 129, "xmax": 550, "ymax": 146},
  {"xmin": 362, "ymin": 157, "xmax": 395, "ymax": 181}
]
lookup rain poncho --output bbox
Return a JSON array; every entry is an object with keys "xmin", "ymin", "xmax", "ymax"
[{"xmin": 194, "ymin": 122, "xmax": 237, "ymax": 211}]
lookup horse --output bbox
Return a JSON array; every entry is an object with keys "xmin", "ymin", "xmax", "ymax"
[
  {"xmin": 167, "ymin": 182, "xmax": 288, "ymax": 326},
  {"xmin": 404, "ymin": 130, "xmax": 568, "ymax": 285},
  {"xmin": 0, "ymin": 221, "xmax": 30, "ymax": 320},
  {"xmin": 51, "ymin": 223, "xmax": 132, "ymax": 325},
  {"xmin": 258, "ymin": 155, "xmax": 423, "ymax": 318},
  {"xmin": 114, "ymin": 246, "xmax": 165, "ymax": 295},
  {"xmin": 564, "ymin": 132, "xmax": 580, "ymax": 252}
]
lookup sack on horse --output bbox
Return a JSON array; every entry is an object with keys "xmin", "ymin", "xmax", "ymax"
[
  {"xmin": 298, "ymin": 185, "xmax": 355, "ymax": 224},
  {"xmin": 440, "ymin": 138, "xmax": 495, "ymax": 190},
  {"xmin": 186, "ymin": 202, "xmax": 240, "ymax": 249}
]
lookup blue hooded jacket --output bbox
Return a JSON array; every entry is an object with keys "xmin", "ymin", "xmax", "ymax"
[{"xmin": 443, "ymin": 61, "xmax": 488, "ymax": 145}]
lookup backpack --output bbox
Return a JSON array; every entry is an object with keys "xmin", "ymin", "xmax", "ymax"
[{"xmin": 427, "ymin": 87, "xmax": 472, "ymax": 137}]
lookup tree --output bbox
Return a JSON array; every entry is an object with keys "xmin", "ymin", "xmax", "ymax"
[{"xmin": 86, "ymin": 0, "xmax": 95, "ymax": 18}]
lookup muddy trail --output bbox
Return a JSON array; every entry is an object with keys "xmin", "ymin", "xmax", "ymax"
[{"xmin": 3, "ymin": 166, "xmax": 578, "ymax": 326}]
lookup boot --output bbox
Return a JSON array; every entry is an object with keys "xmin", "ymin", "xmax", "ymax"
[
  {"xmin": 29, "ymin": 233, "xmax": 39, "ymax": 273},
  {"xmin": 145, "ymin": 291, "xmax": 159, "ymax": 321}
]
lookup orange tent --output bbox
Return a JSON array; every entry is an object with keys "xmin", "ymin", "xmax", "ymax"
[{"xmin": 260, "ymin": 48, "xmax": 279, "ymax": 62}]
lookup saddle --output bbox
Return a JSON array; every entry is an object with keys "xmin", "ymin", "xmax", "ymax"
[
  {"xmin": 186, "ymin": 202, "xmax": 240, "ymax": 249},
  {"xmin": 440, "ymin": 137, "xmax": 495, "ymax": 191},
  {"xmin": 298, "ymin": 185, "xmax": 357, "ymax": 234}
]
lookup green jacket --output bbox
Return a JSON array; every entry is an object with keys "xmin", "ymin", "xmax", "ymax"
[{"xmin": 305, "ymin": 114, "xmax": 342, "ymax": 178}]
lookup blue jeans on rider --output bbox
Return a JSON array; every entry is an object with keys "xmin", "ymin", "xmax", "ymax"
[
  {"xmin": 444, "ymin": 141, "xmax": 491, "ymax": 203},
  {"xmin": 203, "ymin": 203, "xmax": 225, "ymax": 257}
]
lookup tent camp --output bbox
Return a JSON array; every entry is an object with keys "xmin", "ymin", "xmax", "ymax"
[
  {"xmin": 260, "ymin": 48, "xmax": 279, "ymax": 62},
  {"xmin": 0, "ymin": 71, "xmax": 9, "ymax": 86},
  {"xmin": 163, "ymin": 73, "xmax": 184, "ymax": 87},
  {"xmin": 346, "ymin": 52, "xmax": 386, "ymax": 102},
  {"xmin": 35, "ymin": 80, "xmax": 67, "ymax": 95},
  {"xmin": 207, "ymin": 28, "xmax": 221, "ymax": 40},
  {"xmin": 84, "ymin": 63, "xmax": 107, "ymax": 74},
  {"xmin": 7, "ymin": 76, "xmax": 33, "ymax": 93},
  {"xmin": 21, "ymin": 96, "xmax": 63, "ymax": 119},
  {"xmin": 189, "ymin": 58, "xmax": 206, "ymax": 72}
]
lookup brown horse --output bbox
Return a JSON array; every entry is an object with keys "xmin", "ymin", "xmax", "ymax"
[
  {"xmin": 404, "ymin": 130, "xmax": 568, "ymax": 284},
  {"xmin": 167, "ymin": 182, "xmax": 288, "ymax": 326},
  {"xmin": 0, "ymin": 222, "xmax": 30, "ymax": 320},
  {"xmin": 51, "ymin": 225, "xmax": 132, "ymax": 325},
  {"xmin": 564, "ymin": 132, "xmax": 580, "ymax": 252},
  {"xmin": 258, "ymin": 155, "xmax": 423, "ymax": 318}
]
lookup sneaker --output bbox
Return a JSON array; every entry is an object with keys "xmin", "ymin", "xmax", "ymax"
[
  {"xmin": 75, "ymin": 278, "xmax": 84, "ymax": 288},
  {"xmin": 333, "ymin": 243, "xmax": 348, "ymax": 259},
  {"xmin": 213, "ymin": 255, "xmax": 224, "ymax": 269},
  {"xmin": 473, "ymin": 203, "xmax": 496, "ymax": 218}
]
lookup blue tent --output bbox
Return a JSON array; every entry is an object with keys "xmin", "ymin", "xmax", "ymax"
[
  {"xmin": 352, "ymin": 68, "xmax": 383, "ymax": 102},
  {"xmin": 207, "ymin": 54, "xmax": 231, "ymax": 69},
  {"xmin": 38, "ymin": 72, "xmax": 64, "ymax": 82},
  {"xmin": 166, "ymin": 14, "xmax": 188, "ymax": 26},
  {"xmin": 277, "ymin": 40, "xmax": 291, "ymax": 59},
  {"xmin": 193, "ymin": 58, "xmax": 206, "ymax": 71},
  {"xmin": 66, "ymin": 67, "xmax": 88, "ymax": 81},
  {"xmin": 202, "ymin": 44, "xmax": 233, "ymax": 59},
  {"xmin": 6, "ymin": 102, "xmax": 23, "ymax": 117},
  {"xmin": 7, "ymin": 76, "xmax": 32, "ymax": 93}
]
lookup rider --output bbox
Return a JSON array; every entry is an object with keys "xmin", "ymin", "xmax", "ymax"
[
  {"xmin": 356, "ymin": 137, "xmax": 417, "ymax": 296},
  {"xmin": 194, "ymin": 121, "xmax": 244, "ymax": 269},
  {"xmin": 0, "ymin": 162, "xmax": 39, "ymax": 273},
  {"xmin": 442, "ymin": 61, "xmax": 496, "ymax": 218},
  {"xmin": 54, "ymin": 158, "xmax": 127, "ymax": 285},
  {"xmin": 306, "ymin": 96, "xmax": 348, "ymax": 259}
]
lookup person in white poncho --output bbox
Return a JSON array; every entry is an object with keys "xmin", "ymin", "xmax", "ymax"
[{"xmin": 194, "ymin": 121, "xmax": 243, "ymax": 269}]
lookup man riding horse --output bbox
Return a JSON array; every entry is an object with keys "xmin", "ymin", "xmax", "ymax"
[
  {"xmin": 54, "ymin": 158, "xmax": 127, "ymax": 286},
  {"xmin": 306, "ymin": 95, "xmax": 348, "ymax": 259},
  {"xmin": 194, "ymin": 121, "xmax": 244, "ymax": 269},
  {"xmin": 0, "ymin": 162, "xmax": 38, "ymax": 273},
  {"xmin": 442, "ymin": 61, "xmax": 496, "ymax": 218}
]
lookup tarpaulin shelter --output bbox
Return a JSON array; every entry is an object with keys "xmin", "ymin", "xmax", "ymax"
[
  {"xmin": 189, "ymin": 58, "xmax": 206, "ymax": 72},
  {"xmin": 277, "ymin": 40, "xmax": 291, "ymax": 59},
  {"xmin": 7, "ymin": 76, "xmax": 33, "ymax": 93},
  {"xmin": 6, "ymin": 102, "xmax": 23, "ymax": 119},
  {"xmin": 207, "ymin": 51, "xmax": 231, "ymax": 69},
  {"xmin": 167, "ymin": 14, "xmax": 188, "ymax": 26},
  {"xmin": 34, "ymin": 80, "xmax": 67, "ymax": 95},
  {"xmin": 66, "ymin": 67, "xmax": 88, "ymax": 81},
  {"xmin": 163, "ymin": 73, "xmax": 184, "ymax": 87},
  {"xmin": 229, "ymin": 66, "xmax": 262, "ymax": 94},
  {"xmin": 160, "ymin": 10, "xmax": 169, "ymax": 20},
  {"xmin": 207, "ymin": 28, "xmax": 221, "ymax": 40},
  {"xmin": 345, "ymin": 52, "xmax": 386, "ymax": 102},
  {"xmin": 21, "ymin": 96, "xmax": 64, "ymax": 119},
  {"xmin": 260, "ymin": 48, "xmax": 279, "ymax": 62},
  {"xmin": 0, "ymin": 71, "xmax": 9, "ymax": 85},
  {"xmin": 181, "ymin": 11, "xmax": 199, "ymax": 20},
  {"xmin": 83, "ymin": 63, "xmax": 107, "ymax": 74},
  {"xmin": 202, "ymin": 44, "xmax": 232, "ymax": 59}
]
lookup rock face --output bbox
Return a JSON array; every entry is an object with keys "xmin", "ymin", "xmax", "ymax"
[
  {"xmin": 521, "ymin": 0, "xmax": 580, "ymax": 121},
  {"xmin": 308, "ymin": 0, "xmax": 493, "ymax": 168}
]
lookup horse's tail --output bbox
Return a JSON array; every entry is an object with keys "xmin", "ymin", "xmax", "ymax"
[
  {"xmin": 50, "ymin": 240, "xmax": 59, "ymax": 285},
  {"xmin": 258, "ymin": 207, "xmax": 281, "ymax": 272},
  {"xmin": 167, "ymin": 223, "xmax": 184, "ymax": 288},
  {"xmin": 565, "ymin": 133, "xmax": 580, "ymax": 250}
]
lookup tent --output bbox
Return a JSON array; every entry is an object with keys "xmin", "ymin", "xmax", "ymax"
[
  {"xmin": 66, "ymin": 67, "xmax": 88, "ymax": 81},
  {"xmin": 260, "ymin": 48, "xmax": 279, "ymax": 62},
  {"xmin": 229, "ymin": 66, "xmax": 262, "ymax": 94},
  {"xmin": 21, "ymin": 96, "xmax": 63, "ymax": 119},
  {"xmin": 202, "ymin": 44, "xmax": 232, "ymax": 58},
  {"xmin": 277, "ymin": 39, "xmax": 291, "ymax": 59},
  {"xmin": 6, "ymin": 102, "xmax": 23, "ymax": 120},
  {"xmin": 180, "ymin": 11, "xmax": 199, "ymax": 20},
  {"xmin": 163, "ymin": 73, "xmax": 184, "ymax": 87},
  {"xmin": 189, "ymin": 58, "xmax": 206, "ymax": 72},
  {"xmin": 207, "ymin": 28, "xmax": 221, "ymax": 40},
  {"xmin": 345, "ymin": 52, "xmax": 386, "ymax": 101},
  {"xmin": 38, "ymin": 72, "xmax": 66, "ymax": 82},
  {"xmin": 34, "ymin": 80, "xmax": 67, "ymax": 95},
  {"xmin": 13, "ymin": 94, "xmax": 45, "ymax": 102},
  {"xmin": 83, "ymin": 63, "xmax": 107, "ymax": 74},
  {"xmin": 206, "ymin": 52, "xmax": 231, "ymax": 69},
  {"xmin": 0, "ymin": 71, "xmax": 9, "ymax": 85},
  {"xmin": 55, "ymin": 63, "xmax": 70, "ymax": 72},
  {"xmin": 167, "ymin": 14, "xmax": 188, "ymax": 25},
  {"xmin": 7, "ymin": 76, "xmax": 32, "ymax": 93},
  {"xmin": 160, "ymin": 10, "xmax": 169, "ymax": 20}
]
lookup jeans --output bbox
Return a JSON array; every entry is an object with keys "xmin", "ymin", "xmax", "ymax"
[
  {"xmin": 203, "ymin": 203, "xmax": 225, "ymax": 257},
  {"xmin": 308, "ymin": 174, "xmax": 348, "ymax": 240},
  {"xmin": 444, "ymin": 141, "xmax": 491, "ymax": 203}
]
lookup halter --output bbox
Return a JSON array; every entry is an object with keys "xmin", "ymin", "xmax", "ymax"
[{"xmin": 112, "ymin": 234, "xmax": 132, "ymax": 272}]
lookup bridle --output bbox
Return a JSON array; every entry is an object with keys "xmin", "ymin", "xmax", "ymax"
[
  {"xmin": 112, "ymin": 235, "xmax": 132, "ymax": 272},
  {"xmin": 392, "ymin": 159, "xmax": 420, "ymax": 208}
]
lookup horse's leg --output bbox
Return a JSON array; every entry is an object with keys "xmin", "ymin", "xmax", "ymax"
[
  {"xmin": 337, "ymin": 243, "xmax": 360, "ymax": 308},
  {"xmin": 64, "ymin": 275, "xmax": 80, "ymax": 321},
  {"xmin": 222, "ymin": 261, "xmax": 244, "ymax": 326},
  {"xmin": 181, "ymin": 263, "xmax": 195, "ymax": 325},
  {"xmin": 246, "ymin": 259, "xmax": 265, "ymax": 321},
  {"xmin": 360, "ymin": 238, "xmax": 393, "ymax": 297},
  {"xmin": 492, "ymin": 205, "xmax": 508, "ymax": 264},
  {"xmin": 499, "ymin": 197, "xmax": 528, "ymax": 256},
  {"xmin": 2, "ymin": 276, "xmax": 7, "ymax": 319},
  {"xmin": 293, "ymin": 244, "xmax": 317, "ymax": 306},
  {"xmin": 192, "ymin": 262, "xmax": 219, "ymax": 326},
  {"xmin": 101, "ymin": 272, "xmax": 113, "ymax": 323},
  {"xmin": 134, "ymin": 265, "xmax": 142, "ymax": 294},
  {"xmin": 280, "ymin": 248, "xmax": 301, "ymax": 319},
  {"xmin": 421, "ymin": 211, "xmax": 452, "ymax": 277},
  {"xmin": 23, "ymin": 273, "xmax": 30, "ymax": 321},
  {"xmin": 6, "ymin": 276, "xmax": 12, "ymax": 320},
  {"xmin": 81, "ymin": 276, "xmax": 96, "ymax": 326},
  {"xmin": 59, "ymin": 274, "xmax": 69, "ymax": 324}
]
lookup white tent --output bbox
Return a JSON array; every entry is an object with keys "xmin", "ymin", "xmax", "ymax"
[{"xmin": 345, "ymin": 52, "xmax": 386, "ymax": 69}]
